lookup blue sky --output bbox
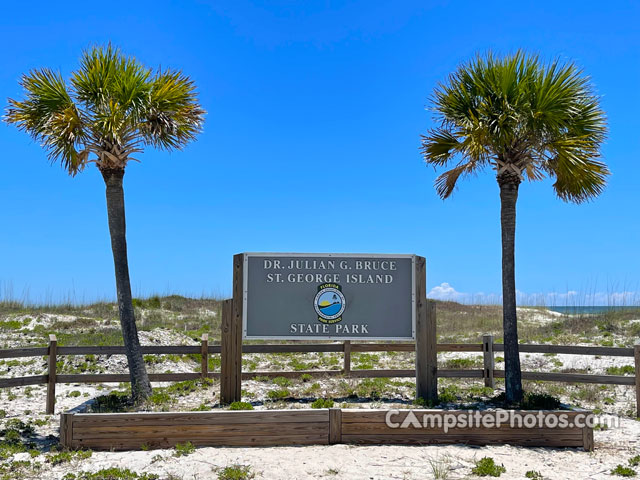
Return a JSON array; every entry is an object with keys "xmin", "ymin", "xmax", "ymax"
[{"xmin": 0, "ymin": 1, "xmax": 638, "ymax": 305}]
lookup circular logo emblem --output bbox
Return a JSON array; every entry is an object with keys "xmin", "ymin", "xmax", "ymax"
[{"xmin": 314, "ymin": 284, "xmax": 346, "ymax": 324}]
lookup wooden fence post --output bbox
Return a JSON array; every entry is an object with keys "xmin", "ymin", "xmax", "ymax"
[
  {"xmin": 60, "ymin": 412, "xmax": 73, "ymax": 448},
  {"xmin": 582, "ymin": 418, "xmax": 594, "ymax": 452},
  {"xmin": 635, "ymin": 345, "xmax": 640, "ymax": 418},
  {"xmin": 343, "ymin": 341, "xmax": 351, "ymax": 375},
  {"xmin": 46, "ymin": 334, "xmax": 57, "ymax": 415},
  {"xmin": 231, "ymin": 253, "xmax": 244, "ymax": 402},
  {"xmin": 415, "ymin": 256, "xmax": 437, "ymax": 403},
  {"xmin": 201, "ymin": 334, "xmax": 209, "ymax": 379},
  {"xmin": 220, "ymin": 254, "xmax": 244, "ymax": 404},
  {"xmin": 328, "ymin": 408, "xmax": 342, "ymax": 444},
  {"xmin": 221, "ymin": 299, "xmax": 241, "ymax": 403},
  {"xmin": 483, "ymin": 334, "xmax": 495, "ymax": 389}
]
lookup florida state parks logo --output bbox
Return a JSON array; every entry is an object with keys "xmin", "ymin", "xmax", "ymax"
[{"xmin": 313, "ymin": 283, "xmax": 346, "ymax": 324}]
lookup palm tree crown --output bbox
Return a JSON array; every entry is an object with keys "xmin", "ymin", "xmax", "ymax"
[
  {"xmin": 5, "ymin": 44, "xmax": 205, "ymax": 175},
  {"xmin": 421, "ymin": 51, "xmax": 608, "ymax": 199}
]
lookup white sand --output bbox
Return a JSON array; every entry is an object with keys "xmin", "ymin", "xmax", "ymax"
[
  {"xmin": 27, "ymin": 418, "xmax": 640, "ymax": 479},
  {"xmin": 1, "ymin": 307, "xmax": 639, "ymax": 478}
]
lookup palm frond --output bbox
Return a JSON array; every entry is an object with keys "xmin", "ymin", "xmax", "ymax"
[
  {"xmin": 420, "ymin": 130, "xmax": 463, "ymax": 166},
  {"xmin": 547, "ymin": 138, "xmax": 610, "ymax": 203},
  {"xmin": 140, "ymin": 69, "xmax": 205, "ymax": 150},
  {"xmin": 434, "ymin": 161, "xmax": 477, "ymax": 199},
  {"xmin": 5, "ymin": 69, "xmax": 86, "ymax": 174}
]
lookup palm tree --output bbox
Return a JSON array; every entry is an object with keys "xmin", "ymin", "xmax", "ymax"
[
  {"xmin": 420, "ymin": 51, "xmax": 608, "ymax": 403},
  {"xmin": 5, "ymin": 45, "xmax": 205, "ymax": 403}
]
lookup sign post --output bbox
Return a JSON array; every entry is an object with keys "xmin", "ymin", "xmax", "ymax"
[{"xmin": 220, "ymin": 254, "xmax": 244, "ymax": 404}]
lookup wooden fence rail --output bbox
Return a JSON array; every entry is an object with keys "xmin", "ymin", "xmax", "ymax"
[{"xmin": 0, "ymin": 335, "xmax": 638, "ymax": 416}]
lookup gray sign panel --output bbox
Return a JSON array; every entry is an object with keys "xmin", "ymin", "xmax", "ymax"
[{"xmin": 242, "ymin": 253, "xmax": 416, "ymax": 340}]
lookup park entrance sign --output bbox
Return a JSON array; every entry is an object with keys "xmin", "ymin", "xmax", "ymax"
[{"xmin": 242, "ymin": 253, "xmax": 417, "ymax": 340}]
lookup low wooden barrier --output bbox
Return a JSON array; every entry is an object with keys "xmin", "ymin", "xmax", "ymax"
[
  {"xmin": 0, "ymin": 336, "xmax": 639, "ymax": 416},
  {"xmin": 60, "ymin": 410, "xmax": 330, "ymax": 450},
  {"xmin": 60, "ymin": 408, "xmax": 593, "ymax": 451},
  {"xmin": 340, "ymin": 409, "xmax": 592, "ymax": 450}
]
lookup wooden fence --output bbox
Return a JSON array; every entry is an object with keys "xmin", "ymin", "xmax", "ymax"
[
  {"xmin": 1, "ymin": 333, "xmax": 638, "ymax": 416},
  {"xmin": 60, "ymin": 408, "xmax": 594, "ymax": 451}
]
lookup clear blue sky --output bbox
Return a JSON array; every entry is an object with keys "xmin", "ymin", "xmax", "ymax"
[{"xmin": 1, "ymin": 1, "xmax": 638, "ymax": 305}]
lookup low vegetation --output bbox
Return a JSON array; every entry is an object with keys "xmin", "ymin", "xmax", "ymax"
[
  {"xmin": 311, "ymin": 398, "xmax": 334, "ymax": 408},
  {"xmin": 428, "ymin": 455, "xmax": 452, "ymax": 479},
  {"xmin": 611, "ymin": 464, "xmax": 637, "ymax": 477},
  {"xmin": 62, "ymin": 468, "xmax": 161, "ymax": 480},
  {"xmin": 173, "ymin": 441, "xmax": 196, "ymax": 457},
  {"xmin": 47, "ymin": 449, "xmax": 92, "ymax": 465},
  {"xmin": 216, "ymin": 464, "xmax": 256, "ymax": 480},
  {"xmin": 606, "ymin": 365, "xmax": 636, "ymax": 375},
  {"xmin": 525, "ymin": 471, "xmax": 544, "ymax": 480},
  {"xmin": 229, "ymin": 401, "xmax": 254, "ymax": 410},
  {"xmin": 471, "ymin": 457, "xmax": 506, "ymax": 477}
]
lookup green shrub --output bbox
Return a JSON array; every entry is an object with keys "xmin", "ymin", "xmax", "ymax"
[
  {"xmin": 525, "ymin": 471, "xmax": 543, "ymax": 479},
  {"xmin": 353, "ymin": 353, "xmax": 380, "ymax": 370},
  {"xmin": 491, "ymin": 391, "xmax": 561, "ymax": 409},
  {"xmin": 300, "ymin": 374, "xmax": 312, "ymax": 382},
  {"xmin": 0, "ymin": 320, "xmax": 24, "ymax": 330},
  {"xmin": 0, "ymin": 418, "xmax": 38, "ymax": 460},
  {"xmin": 3, "ymin": 430, "xmax": 21, "ymax": 444},
  {"xmin": 143, "ymin": 355, "xmax": 161, "ymax": 365},
  {"xmin": 444, "ymin": 357, "xmax": 479, "ymax": 369},
  {"xmin": 64, "ymin": 467, "xmax": 160, "ymax": 479},
  {"xmin": 287, "ymin": 358, "xmax": 310, "ymax": 371},
  {"xmin": 355, "ymin": 377, "xmax": 392, "ymax": 400},
  {"xmin": 229, "ymin": 401, "xmax": 254, "ymax": 410},
  {"xmin": 520, "ymin": 392, "xmax": 561, "ymax": 410},
  {"xmin": 611, "ymin": 465, "xmax": 637, "ymax": 477},
  {"xmin": 267, "ymin": 389, "xmax": 290, "ymax": 400},
  {"xmin": 471, "ymin": 457, "xmax": 506, "ymax": 477},
  {"xmin": 143, "ymin": 378, "xmax": 214, "ymax": 408},
  {"xmin": 149, "ymin": 390, "xmax": 171, "ymax": 405},
  {"xmin": 630, "ymin": 456, "xmax": 640, "ymax": 467},
  {"xmin": 173, "ymin": 441, "xmax": 196, "ymax": 457},
  {"xmin": 68, "ymin": 390, "xmax": 82, "ymax": 398},
  {"xmin": 311, "ymin": 398, "xmax": 334, "ymax": 409},
  {"xmin": 413, "ymin": 396, "xmax": 437, "ymax": 408},
  {"xmin": 208, "ymin": 356, "xmax": 222, "ymax": 371},
  {"xmin": 438, "ymin": 385, "xmax": 459, "ymax": 404},
  {"xmin": 217, "ymin": 464, "xmax": 256, "ymax": 480},
  {"xmin": 272, "ymin": 376, "xmax": 292, "ymax": 387},
  {"xmin": 304, "ymin": 382, "xmax": 322, "ymax": 395},
  {"xmin": 47, "ymin": 449, "xmax": 92, "ymax": 465},
  {"xmin": 606, "ymin": 365, "xmax": 635, "ymax": 375},
  {"xmin": 90, "ymin": 391, "xmax": 131, "ymax": 413}
]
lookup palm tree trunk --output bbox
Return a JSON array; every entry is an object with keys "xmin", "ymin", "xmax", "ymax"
[
  {"xmin": 498, "ymin": 173, "xmax": 524, "ymax": 404},
  {"xmin": 101, "ymin": 167, "xmax": 152, "ymax": 403}
]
